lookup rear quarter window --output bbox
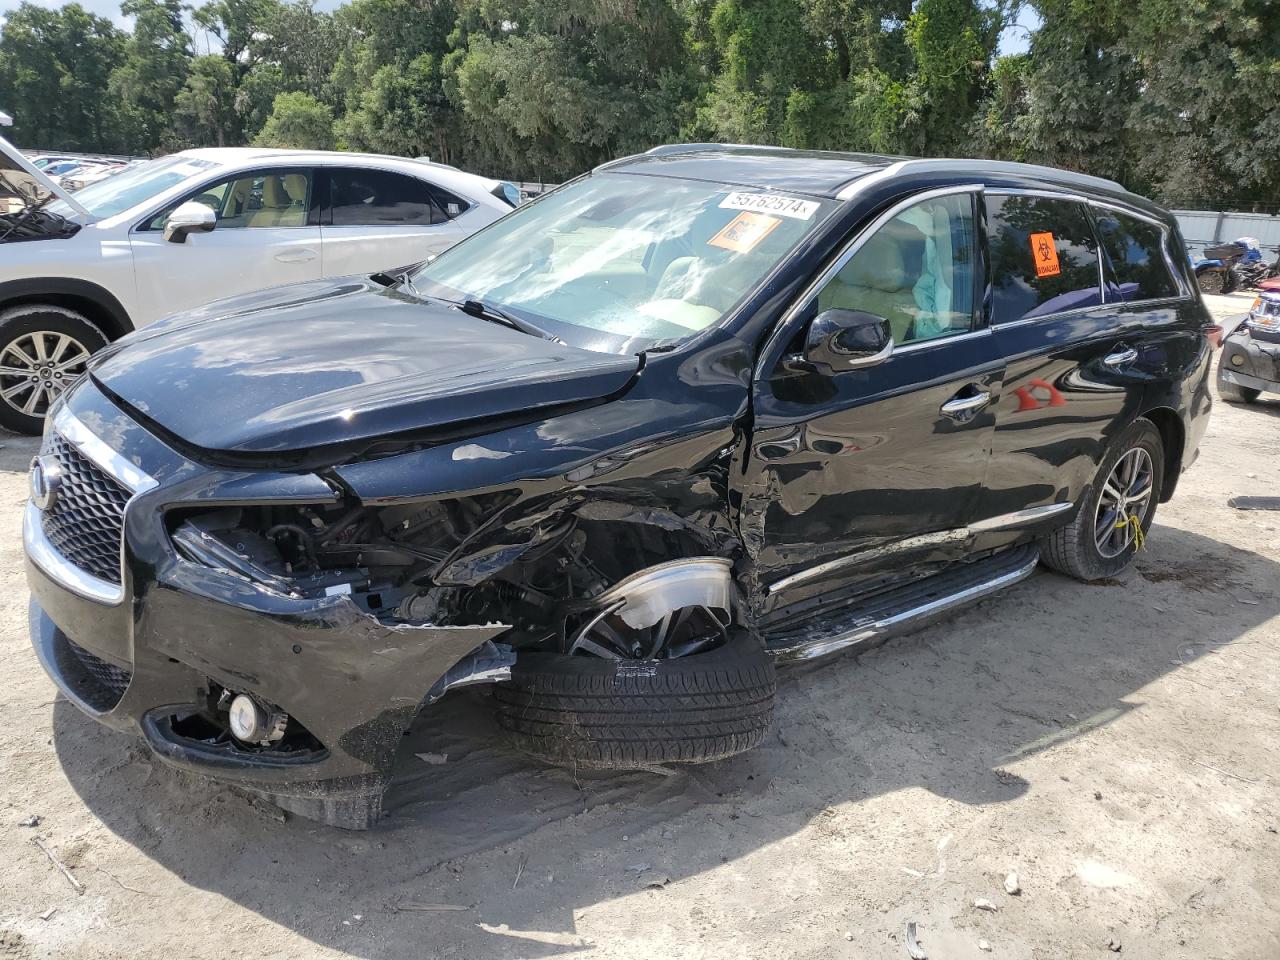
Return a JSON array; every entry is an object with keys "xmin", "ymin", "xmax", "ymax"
[
  {"xmin": 1092, "ymin": 210, "xmax": 1180, "ymax": 301},
  {"xmin": 985, "ymin": 195, "xmax": 1102, "ymax": 324}
]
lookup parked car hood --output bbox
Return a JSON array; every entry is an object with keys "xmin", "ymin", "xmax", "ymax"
[
  {"xmin": 0, "ymin": 134, "xmax": 90, "ymax": 219},
  {"xmin": 88, "ymin": 278, "xmax": 642, "ymax": 458}
]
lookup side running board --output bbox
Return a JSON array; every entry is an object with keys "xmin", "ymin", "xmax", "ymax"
[{"xmin": 768, "ymin": 545, "xmax": 1040, "ymax": 662}]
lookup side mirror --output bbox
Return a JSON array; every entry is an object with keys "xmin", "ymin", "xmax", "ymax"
[
  {"xmin": 163, "ymin": 201, "xmax": 217, "ymax": 244},
  {"xmin": 803, "ymin": 309, "xmax": 894, "ymax": 372}
]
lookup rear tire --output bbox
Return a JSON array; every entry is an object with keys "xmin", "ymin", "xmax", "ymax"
[
  {"xmin": 1040, "ymin": 419, "xmax": 1164, "ymax": 582},
  {"xmin": 0, "ymin": 305, "xmax": 107, "ymax": 435},
  {"xmin": 493, "ymin": 628, "xmax": 776, "ymax": 769},
  {"xmin": 1216, "ymin": 362, "xmax": 1260, "ymax": 404}
]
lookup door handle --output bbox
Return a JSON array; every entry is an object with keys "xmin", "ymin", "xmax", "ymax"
[
  {"xmin": 940, "ymin": 390, "xmax": 991, "ymax": 419},
  {"xmin": 274, "ymin": 248, "xmax": 318, "ymax": 264},
  {"xmin": 1103, "ymin": 345, "xmax": 1138, "ymax": 367}
]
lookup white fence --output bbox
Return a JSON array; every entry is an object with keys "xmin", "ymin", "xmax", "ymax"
[{"xmin": 1174, "ymin": 210, "xmax": 1280, "ymax": 256}]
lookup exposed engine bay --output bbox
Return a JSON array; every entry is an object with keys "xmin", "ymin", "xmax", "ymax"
[
  {"xmin": 169, "ymin": 496, "xmax": 736, "ymax": 662},
  {"xmin": 0, "ymin": 169, "xmax": 80, "ymax": 242}
]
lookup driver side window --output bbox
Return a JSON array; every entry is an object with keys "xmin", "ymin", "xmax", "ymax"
[
  {"xmin": 815, "ymin": 193, "xmax": 977, "ymax": 346},
  {"xmin": 145, "ymin": 169, "xmax": 313, "ymax": 231}
]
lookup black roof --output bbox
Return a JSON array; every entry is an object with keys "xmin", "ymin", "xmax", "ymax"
[{"xmin": 603, "ymin": 143, "xmax": 1133, "ymax": 204}]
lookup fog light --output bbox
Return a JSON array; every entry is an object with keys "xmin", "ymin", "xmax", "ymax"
[
  {"xmin": 1232, "ymin": 354, "xmax": 1244, "ymax": 366},
  {"xmin": 228, "ymin": 693, "xmax": 288, "ymax": 745}
]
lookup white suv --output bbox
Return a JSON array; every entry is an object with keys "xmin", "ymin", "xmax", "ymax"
[{"xmin": 0, "ymin": 141, "xmax": 515, "ymax": 433}]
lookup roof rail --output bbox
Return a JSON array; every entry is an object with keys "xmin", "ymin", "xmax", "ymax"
[
  {"xmin": 895, "ymin": 157, "xmax": 1126, "ymax": 194},
  {"xmin": 644, "ymin": 142, "xmax": 799, "ymax": 158}
]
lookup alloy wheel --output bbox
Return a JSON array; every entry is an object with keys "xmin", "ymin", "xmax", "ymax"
[
  {"xmin": 568, "ymin": 602, "xmax": 731, "ymax": 660},
  {"xmin": 1094, "ymin": 447, "xmax": 1155, "ymax": 559},
  {"xmin": 0, "ymin": 331, "xmax": 91, "ymax": 418}
]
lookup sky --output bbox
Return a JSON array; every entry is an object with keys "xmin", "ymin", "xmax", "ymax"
[{"xmin": 14, "ymin": 0, "xmax": 1042, "ymax": 54}]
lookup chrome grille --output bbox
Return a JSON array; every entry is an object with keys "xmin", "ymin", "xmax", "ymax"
[{"xmin": 40, "ymin": 432, "xmax": 131, "ymax": 585}]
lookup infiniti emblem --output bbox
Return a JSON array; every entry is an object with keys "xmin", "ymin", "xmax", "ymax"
[{"xmin": 29, "ymin": 453, "xmax": 61, "ymax": 511}]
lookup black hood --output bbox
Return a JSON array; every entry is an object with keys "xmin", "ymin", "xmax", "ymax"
[{"xmin": 89, "ymin": 278, "xmax": 641, "ymax": 457}]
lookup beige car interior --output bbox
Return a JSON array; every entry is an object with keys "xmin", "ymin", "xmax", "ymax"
[
  {"xmin": 245, "ymin": 174, "xmax": 308, "ymax": 228},
  {"xmin": 817, "ymin": 198, "xmax": 969, "ymax": 345}
]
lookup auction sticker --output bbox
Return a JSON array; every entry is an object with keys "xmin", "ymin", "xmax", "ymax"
[
  {"xmin": 720, "ymin": 191, "xmax": 819, "ymax": 220},
  {"xmin": 708, "ymin": 212, "xmax": 782, "ymax": 254}
]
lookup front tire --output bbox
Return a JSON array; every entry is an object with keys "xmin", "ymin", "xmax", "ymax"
[
  {"xmin": 1197, "ymin": 268, "xmax": 1227, "ymax": 295},
  {"xmin": 493, "ymin": 627, "xmax": 776, "ymax": 769},
  {"xmin": 0, "ymin": 305, "xmax": 107, "ymax": 435},
  {"xmin": 1216, "ymin": 361, "xmax": 1260, "ymax": 404},
  {"xmin": 1040, "ymin": 419, "xmax": 1164, "ymax": 582}
]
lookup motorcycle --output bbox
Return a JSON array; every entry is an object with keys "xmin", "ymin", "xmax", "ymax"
[{"xmin": 1194, "ymin": 237, "xmax": 1280, "ymax": 294}]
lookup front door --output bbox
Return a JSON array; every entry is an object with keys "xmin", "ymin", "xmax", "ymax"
[
  {"xmin": 129, "ymin": 167, "xmax": 321, "ymax": 326},
  {"xmin": 740, "ymin": 188, "xmax": 1002, "ymax": 623},
  {"xmin": 320, "ymin": 167, "xmax": 464, "ymax": 277}
]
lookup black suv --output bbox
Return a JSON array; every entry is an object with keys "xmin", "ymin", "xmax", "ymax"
[{"xmin": 25, "ymin": 145, "xmax": 1212, "ymax": 828}]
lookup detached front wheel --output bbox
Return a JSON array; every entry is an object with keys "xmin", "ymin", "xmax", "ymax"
[{"xmin": 494, "ymin": 626, "xmax": 776, "ymax": 769}]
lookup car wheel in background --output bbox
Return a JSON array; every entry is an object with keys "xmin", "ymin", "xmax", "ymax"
[
  {"xmin": 1040, "ymin": 418, "xmax": 1164, "ymax": 582},
  {"xmin": 0, "ymin": 305, "xmax": 108, "ymax": 435},
  {"xmin": 1216, "ymin": 361, "xmax": 1260, "ymax": 404}
]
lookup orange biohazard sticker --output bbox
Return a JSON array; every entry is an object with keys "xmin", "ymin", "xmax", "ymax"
[
  {"xmin": 708, "ymin": 212, "xmax": 782, "ymax": 254},
  {"xmin": 1029, "ymin": 231, "xmax": 1061, "ymax": 278}
]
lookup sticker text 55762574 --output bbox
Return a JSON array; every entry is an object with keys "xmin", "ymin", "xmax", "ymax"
[{"xmin": 720, "ymin": 192, "xmax": 820, "ymax": 221}]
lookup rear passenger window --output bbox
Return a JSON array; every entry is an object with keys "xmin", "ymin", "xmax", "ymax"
[
  {"xmin": 329, "ymin": 169, "xmax": 457, "ymax": 226},
  {"xmin": 985, "ymin": 195, "xmax": 1102, "ymax": 324},
  {"xmin": 1093, "ymin": 210, "xmax": 1179, "ymax": 301}
]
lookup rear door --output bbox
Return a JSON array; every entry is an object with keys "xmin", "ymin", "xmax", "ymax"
[
  {"xmin": 320, "ymin": 167, "xmax": 465, "ymax": 276},
  {"xmin": 742, "ymin": 187, "xmax": 1002, "ymax": 622},
  {"xmin": 970, "ymin": 192, "xmax": 1165, "ymax": 549},
  {"xmin": 129, "ymin": 167, "xmax": 321, "ymax": 326}
]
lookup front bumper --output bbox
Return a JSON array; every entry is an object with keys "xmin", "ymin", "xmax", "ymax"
[
  {"xmin": 1221, "ymin": 328, "xmax": 1280, "ymax": 393},
  {"xmin": 25, "ymin": 384, "xmax": 509, "ymax": 827}
]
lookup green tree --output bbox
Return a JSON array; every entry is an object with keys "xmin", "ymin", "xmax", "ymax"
[
  {"xmin": 1126, "ymin": 0, "xmax": 1280, "ymax": 207},
  {"xmin": 904, "ymin": 0, "xmax": 999, "ymax": 153},
  {"xmin": 690, "ymin": 0, "xmax": 832, "ymax": 144},
  {"xmin": 109, "ymin": 0, "xmax": 192, "ymax": 153},
  {"xmin": 1009, "ymin": 0, "xmax": 1138, "ymax": 183},
  {"xmin": 971, "ymin": 53, "xmax": 1031, "ymax": 160},
  {"xmin": 332, "ymin": 0, "xmax": 459, "ymax": 158},
  {"xmin": 446, "ymin": 0, "xmax": 693, "ymax": 179},
  {"xmin": 174, "ymin": 54, "xmax": 239, "ymax": 146},
  {"xmin": 253, "ymin": 90, "xmax": 335, "ymax": 148},
  {"xmin": 0, "ymin": 3, "xmax": 125, "ymax": 151}
]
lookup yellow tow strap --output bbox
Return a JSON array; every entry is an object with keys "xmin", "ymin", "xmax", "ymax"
[{"xmin": 1115, "ymin": 511, "xmax": 1145, "ymax": 551}]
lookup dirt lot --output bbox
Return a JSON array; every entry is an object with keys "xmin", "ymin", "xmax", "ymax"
[{"xmin": 1, "ymin": 291, "xmax": 1276, "ymax": 960}]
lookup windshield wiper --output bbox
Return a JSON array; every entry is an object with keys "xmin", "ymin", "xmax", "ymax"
[
  {"xmin": 398, "ymin": 271, "xmax": 424, "ymax": 299},
  {"xmin": 459, "ymin": 298, "xmax": 564, "ymax": 344}
]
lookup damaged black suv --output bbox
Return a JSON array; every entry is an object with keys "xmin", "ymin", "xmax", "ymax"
[{"xmin": 25, "ymin": 145, "xmax": 1212, "ymax": 828}]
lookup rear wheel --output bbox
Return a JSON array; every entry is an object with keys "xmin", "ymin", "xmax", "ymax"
[
  {"xmin": 0, "ymin": 305, "xmax": 107, "ymax": 435},
  {"xmin": 1040, "ymin": 419, "xmax": 1164, "ymax": 582},
  {"xmin": 1217, "ymin": 361, "xmax": 1260, "ymax": 404}
]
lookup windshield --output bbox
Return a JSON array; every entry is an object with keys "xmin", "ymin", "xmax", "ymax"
[
  {"xmin": 411, "ymin": 172, "xmax": 834, "ymax": 351},
  {"xmin": 47, "ymin": 155, "xmax": 219, "ymax": 219}
]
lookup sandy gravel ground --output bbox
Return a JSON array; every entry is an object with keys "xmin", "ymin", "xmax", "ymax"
[{"xmin": 0, "ymin": 291, "xmax": 1276, "ymax": 960}]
